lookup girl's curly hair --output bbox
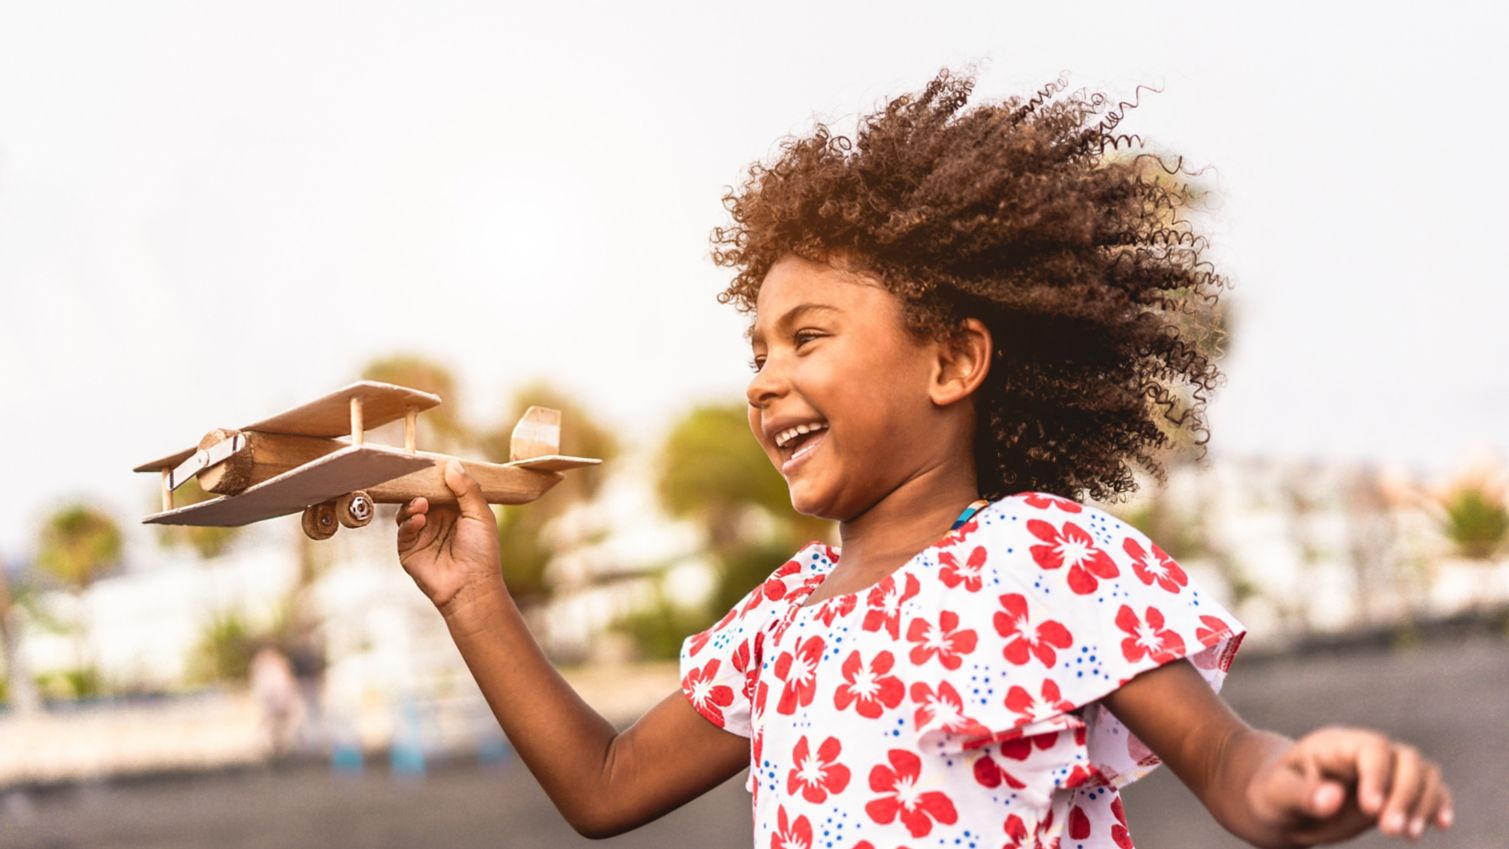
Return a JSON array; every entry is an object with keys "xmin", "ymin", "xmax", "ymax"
[{"xmin": 711, "ymin": 68, "xmax": 1230, "ymax": 504}]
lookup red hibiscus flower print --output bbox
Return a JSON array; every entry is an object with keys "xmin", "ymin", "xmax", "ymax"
[
  {"xmin": 1191, "ymin": 614, "xmax": 1233, "ymax": 669},
  {"xmin": 1111, "ymin": 796, "xmax": 1134, "ymax": 849},
  {"xmin": 834, "ymin": 650, "xmax": 905, "ymax": 718},
  {"xmin": 1068, "ymin": 804, "xmax": 1092, "ymax": 840},
  {"xmin": 688, "ymin": 629, "xmax": 712, "ymax": 657},
  {"xmin": 993, "ymin": 593, "xmax": 1074, "ymax": 667},
  {"xmin": 1003, "ymin": 813, "xmax": 1028, "ymax": 849},
  {"xmin": 1124, "ymin": 536, "xmax": 1188, "ymax": 594},
  {"xmin": 862, "ymin": 573, "xmax": 921, "ymax": 639},
  {"xmin": 864, "ymin": 749, "xmax": 959, "ymax": 838},
  {"xmin": 972, "ymin": 738, "xmax": 1030, "ymax": 790},
  {"xmin": 773, "ymin": 634, "xmax": 825, "ymax": 714},
  {"xmin": 771, "ymin": 805, "xmax": 813, "ymax": 849},
  {"xmin": 1027, "ymin": 519, "xmax": 1119, "ymax": 594},
  {"xmin": 1021, "ymin": 491, "xmax": 1082, "ymax": 513},
  {"xmin": 909, "ymin": 680, "xmax": 986, "ymax": 736},
  {"xmin": 1116, "ymin": 604, "xmax": 1187, "ymax": 665},
  {"xmin": 906, "ymin": 610, "xmax": 978, "ymax": 670},
  {"xmin": 938, "ymin": 546, "xmax": 986, "ymax": 592},
  {"xmin": 937, "ymin": 516, "xmax": 982, "ymax": 548},
  {"xmin": 745, "ymin": 559, "xmax": 803, "ymax": 615},
  {"xmin": 786, "ymin": 735, "xmax": 851, "ymax": 803},
  {"xmin": 1196, "ymin": 614, "xmax": 1230, "ymax": 645},
  {"xmin": 682, "ymin": 659, "xmax": 734, "ymax": 728},
  {"xmin": 1003, "ymin": 678, "xmax": 1073, "ymax": 728},
  {"xmin": 813, "ymin": 593, "xmax": 857, "ymax": 626}
]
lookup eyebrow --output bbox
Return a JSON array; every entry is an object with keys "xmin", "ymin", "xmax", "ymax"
[{"xmin": 746, "ymin": 303, "xmax": 841, "ymax": 344}]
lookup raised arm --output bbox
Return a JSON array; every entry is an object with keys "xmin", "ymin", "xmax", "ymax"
[
  {"xmin": 1101, "ymin": 659, "xmax": 1453, "ymax": 848},
  {"xmin": 397, "ymin": 461, "xmax": 749, "ymax": 838}
]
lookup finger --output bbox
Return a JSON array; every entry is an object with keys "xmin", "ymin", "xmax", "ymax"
[
  {"xmin": 442, "ymin": 459, "xmax": 492, "ymax": 523},
  {"xmin": 1435, "ymin": 782, "xmax": 1454, "ymax": 830},
  {"xmin": 1350, "ymin": 732, "xmax": 1393, "ymax": 817},
  {"xmin": 396, "ymin": 497, "xmax": 428, "ymax": 525},
  {"xmin": 1379, "ymin": 745, "xmax": 1421, "ymax": 836},
  {"xmin": 1406, "ymin": 765, "xmax": 1442, "ymax": 838},
  {"xmin": 397, "ymin": 511, "xmax": 426, "ymax": 547},
  {"xmin": 1266, "ymin": 752, "xmax": 1345, "ymax": 821}
]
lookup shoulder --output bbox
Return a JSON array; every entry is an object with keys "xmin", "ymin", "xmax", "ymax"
[
  {"xmin": 926, "ymin": 490, "xmax": 1213, "ymax": 626},
  {"xmin": 685, "ymin": 541, "xmax": 831, "ymax": 656}
]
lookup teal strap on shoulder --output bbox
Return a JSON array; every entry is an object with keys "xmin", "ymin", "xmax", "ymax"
[{"xmin": 950, "ymin": 498, "xmax": 990, "ymax": 530}]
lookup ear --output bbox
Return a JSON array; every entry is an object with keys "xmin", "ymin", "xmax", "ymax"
[{"xmin": 928, "ymin": 318, "xmax": 992, "ymax": 407}]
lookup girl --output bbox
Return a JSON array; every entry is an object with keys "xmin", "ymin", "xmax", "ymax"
[{"xmin": 394, "ymin": 69, "xmax": 1453, "ymax": 848}]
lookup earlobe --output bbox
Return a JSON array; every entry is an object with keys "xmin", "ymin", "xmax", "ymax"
[{"xmin": 930, "ymin": 318, "xmax": 992, "ymax": 406}]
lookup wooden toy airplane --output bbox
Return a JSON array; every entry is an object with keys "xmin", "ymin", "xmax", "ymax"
[{"xmin": 134, "ymin": 380, "xmax": 602, "ymax": 540}]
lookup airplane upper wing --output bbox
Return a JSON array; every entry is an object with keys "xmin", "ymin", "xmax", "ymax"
[
  {"xmin": 134, "ymin": 380, "xmax": 441, "ymax": 473},
  {"xmin": 142, "ymin": 444, "xmax": 433, "ymax": 527}
]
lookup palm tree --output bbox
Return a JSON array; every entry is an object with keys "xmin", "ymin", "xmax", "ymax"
[{"xmin": 35, "ymin": 503, "xmax": 123, "ymax": 698}]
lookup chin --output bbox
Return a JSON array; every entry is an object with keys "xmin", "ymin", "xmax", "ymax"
[{"xmin": 786, "ymin": 480, "xmax": 844, "ymax": 522}]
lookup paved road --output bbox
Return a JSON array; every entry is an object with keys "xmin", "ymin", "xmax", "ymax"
[{"xmin": 6, "ymin": 633, "xmax": 1504, "ymax": 849}]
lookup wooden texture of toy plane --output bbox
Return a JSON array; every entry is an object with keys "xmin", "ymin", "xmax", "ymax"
[{"xmin": 134, "ymin": 381, "xmax": 601, "ymax": 540}]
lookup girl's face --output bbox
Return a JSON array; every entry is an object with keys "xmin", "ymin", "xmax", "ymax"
[{"xmin": 746, "ymin": 254, "xmax": 953, "ymax": 520}]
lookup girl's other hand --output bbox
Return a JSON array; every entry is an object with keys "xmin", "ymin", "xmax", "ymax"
[
  {"xmin": 396, "ymin": 459, "xmax": 505, "ymax": 615},
  {"xmin": 1249, "ymin": 726, "xmax": 1453, "ymax": 845}
]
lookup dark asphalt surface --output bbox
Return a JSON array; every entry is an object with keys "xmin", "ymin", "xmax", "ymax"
[{"xmin": 5, "ymin": 632, "xmax": 1504, "ymax": 849}]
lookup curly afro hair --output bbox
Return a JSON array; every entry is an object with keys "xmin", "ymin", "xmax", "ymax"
[{"xmin": 710, "ymin": 68, "xmax": 1230, "ymax": 505}]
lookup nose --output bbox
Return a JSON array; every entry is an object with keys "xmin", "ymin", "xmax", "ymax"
[{"xmin": 745, "ymin": 356, "xmax": 785, "ymax": 409}]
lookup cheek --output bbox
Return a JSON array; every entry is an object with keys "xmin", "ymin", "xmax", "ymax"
[{"xmin": 746, "ymin": 406, "xmax": 767, "ymax": 450}]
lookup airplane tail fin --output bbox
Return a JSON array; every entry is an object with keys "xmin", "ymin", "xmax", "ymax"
[{"xmin": 509, "ymin": 406, "xmax": 562, "ymax": 461}]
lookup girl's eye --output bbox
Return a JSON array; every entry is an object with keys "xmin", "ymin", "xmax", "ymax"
[
  {"xmin": 794, "ymin": 329, "xmax": 823, "ymax": 347},
  {"xmin": 748, "ymin": 357, "xmax": 763, "ymax": 373}
]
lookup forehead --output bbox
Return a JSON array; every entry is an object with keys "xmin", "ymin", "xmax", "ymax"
[{"xmin": 746, "ymin": 255, "xmax": 897, "ymax": 343}]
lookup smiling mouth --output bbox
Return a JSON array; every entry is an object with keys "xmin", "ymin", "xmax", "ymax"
[
  {"xmin": 779, "ymin": 428, "xmax": 827, "ymax": 471},
  {"xmin": 775, "ymin": 421, "xmax": 828, "ymax": 459}
]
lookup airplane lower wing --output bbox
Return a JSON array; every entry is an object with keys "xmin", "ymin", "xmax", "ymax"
[{"xmin": 143, "ymin": 444, "xmax": 434, "ymax": 527}]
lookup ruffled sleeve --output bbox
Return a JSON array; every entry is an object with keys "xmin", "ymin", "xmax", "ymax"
[
  {"xmin": 678, "ymin": 550, "xmax": 818, "ymax": 738},
  {"xmin": 912, "ymin": 492, "xmax": 1245, "ymax": 790}
]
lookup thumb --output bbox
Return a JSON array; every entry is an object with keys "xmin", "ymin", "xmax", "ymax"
[
  {"xmin": 442, "ymin": 459, "xmax": 492, "ymax": 522},
  {"xmin": 1263, "ymin": 755, "xmax": 1347, "ymax": 822}
]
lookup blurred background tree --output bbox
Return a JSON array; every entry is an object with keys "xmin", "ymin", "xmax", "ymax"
[
  {"xmin": 35, "ymin": 503, "xmax": 123, "ymax": 699},
  {"xmin": 481, "ymin": 381, "xmax": 618, "ymax": 610},
  {"xmin": 362, "ymin": 353, "xmax": 467, "ymax": 451},
  {"xmin": 654, "ymin": 403, "xmax": 829, "ymax": 621},
  {"xmin": 0, "ymin": 559, "xmax": 42, "ymax": 711}
]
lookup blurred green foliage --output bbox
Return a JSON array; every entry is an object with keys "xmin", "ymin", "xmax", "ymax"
[
  {"xmin": 609, "ymin": 579, "xmax": 714, "ymax": 661},
  {"xmin": 157, "ymin": 478, "xmax": 241, "ymax": 559},
  {"xmin": 484, "ymin": 382, "xmax": 619, "ymax": 608},
  {"xmin": 362, "ymin": 354, "xmax": 468, "ymax": 451},
  {"xmin": 34, "ymin": 666, "xmax": 101, "ymax": 701},
  {"xmin": 36, "ymin": 504, "xmax": 122, "ymax": 591},
  {"xmin": 652, "ymin": 403, "xmax": 830, "ymax": 640},
  {"xmin": 1439, "ymin": 486, "xmax": 1509, "ymax": 560},
  {"xmin": 187, "ymin": 614, "xmax": 256, "ymax": 685}
]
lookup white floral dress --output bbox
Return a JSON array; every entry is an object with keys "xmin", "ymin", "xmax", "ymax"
[{"xmin": 679, "ymin": 491, "xmax": 1245, "ymax": 849}]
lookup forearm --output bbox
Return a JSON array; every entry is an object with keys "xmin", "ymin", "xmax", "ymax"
[
  {"xmin": 1204, "ymin": 728, "xmax": 1299, "ymax": 849},
  {"xmin": 440, "ymin": 578, "xmax": 622, "ymax": 836}
]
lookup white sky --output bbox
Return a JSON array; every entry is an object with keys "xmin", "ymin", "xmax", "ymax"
[{"xmin": 2, "ymin": 1, "xmax": 1506, "ymax": 561}]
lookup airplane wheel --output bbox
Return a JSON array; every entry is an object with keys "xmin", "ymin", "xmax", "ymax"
[
  {"xmin": 337, "ymin": 491, "xmax": 374, "ymax": 528},
  {"xmin": 301, "ymin": 501, "xmax": 339, "ymax": 540}
]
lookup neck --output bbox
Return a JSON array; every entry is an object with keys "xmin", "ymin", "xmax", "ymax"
[{"xmin": 836, "ymin": 462, "xmax": 980, "ymax": 565}]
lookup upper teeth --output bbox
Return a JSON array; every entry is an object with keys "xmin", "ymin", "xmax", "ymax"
[{"xmin": 775, "ymin": 422, "xmax": 827, "ymax": 449}]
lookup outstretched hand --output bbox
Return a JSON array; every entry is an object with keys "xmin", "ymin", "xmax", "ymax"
[
  {"xmin": 396, "ymin": 459, "xmax": 505, "ymax": 614},
  {"xmin": 1248, "ymin": 726, "xmax": 1453, "ymax": 845}
]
